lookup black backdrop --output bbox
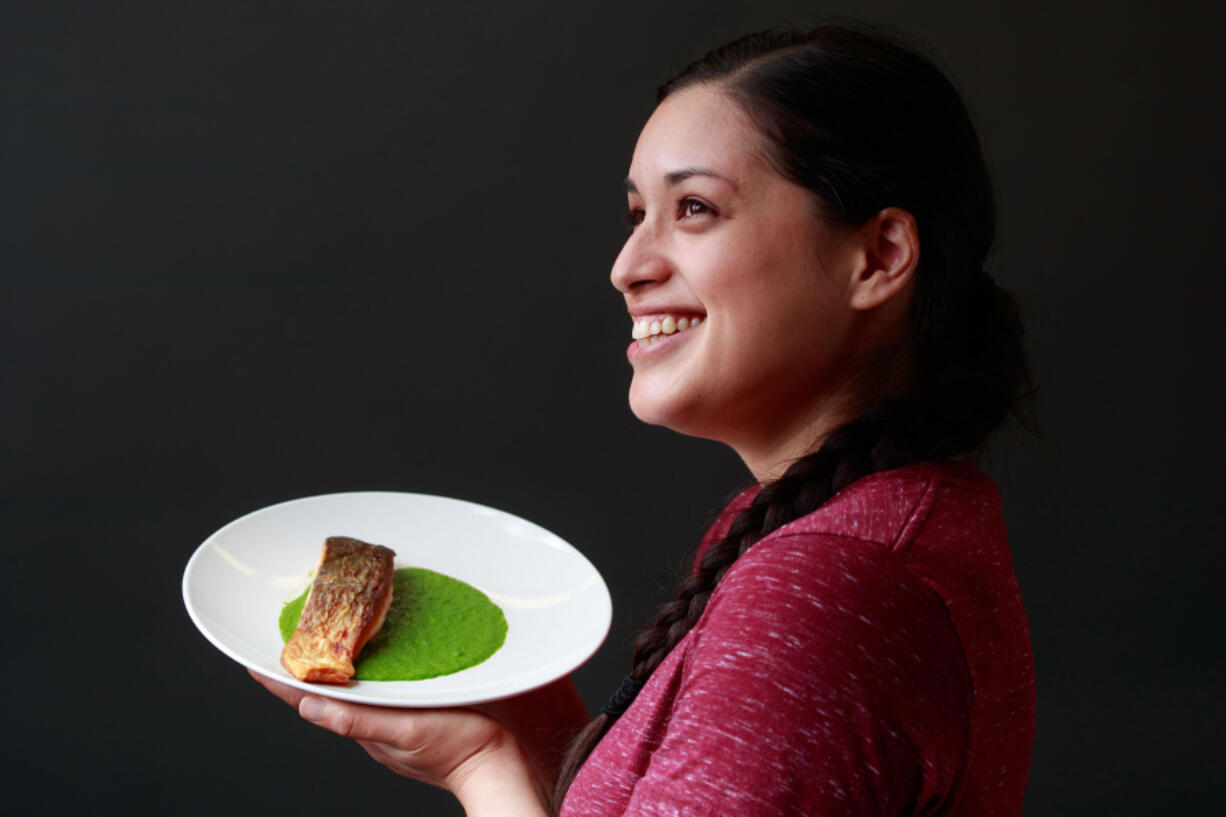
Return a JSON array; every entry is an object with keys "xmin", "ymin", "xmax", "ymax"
[{"xmin": 3, "ymin": 1, "xmax": 1224, "ymax": 814}]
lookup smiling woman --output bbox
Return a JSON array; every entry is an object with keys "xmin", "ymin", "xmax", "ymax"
[{"xmin": 251, "ymin": 20, "xmax": 1037, "ymax": 817}]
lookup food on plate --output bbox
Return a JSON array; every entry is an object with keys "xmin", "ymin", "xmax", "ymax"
[
  {"xmin": 280, "ymin": 536, "xmax": 396, "ymax": 683},
  {"xmin": 280, "ymin": 566, "xmax": 509, "ymax": 681}
]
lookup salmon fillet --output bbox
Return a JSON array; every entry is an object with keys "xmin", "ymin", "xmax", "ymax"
[{"xmin": 280, "ymin": 536, "xmax": 396, "ymax": 684}]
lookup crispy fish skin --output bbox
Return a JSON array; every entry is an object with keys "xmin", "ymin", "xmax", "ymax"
[{"xmin": 280, "ymin": 536, "xmax": 396, "ymax": 684}]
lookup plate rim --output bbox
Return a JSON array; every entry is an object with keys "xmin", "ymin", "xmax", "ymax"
[{"xmin": 182, "ymin": 489, "xmax": 612, "ymax": 706}]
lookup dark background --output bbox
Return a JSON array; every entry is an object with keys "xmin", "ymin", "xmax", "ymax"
[{"xmin": 3, "ymin": 1, "xmax": 1223, "ymax": 814}]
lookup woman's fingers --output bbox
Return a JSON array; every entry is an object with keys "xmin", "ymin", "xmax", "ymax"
[
  {"xmin": 247, "ymin": 666, "xmax": 488, "ymax": 758},
  {"xmin": 246, "ymin": 669, "xmax": 431, "ymax": 754},
  {"xmin": 296, "ymin": 697, "xmax": 510, "ymax": 789},
  {"xmin": 356, "ymin": 738, "xmax": 396, "ymax": 767},
  {"xmin": 247, "ymin": 668, "xmax": 308, "ymax": 708},
  {"xmin": 297, "ymin": 695, "xmax": 429, "ymax": 748},
  {"xmin": 246, "ymin": 669, "xmax": 544, "ymax": 807}
]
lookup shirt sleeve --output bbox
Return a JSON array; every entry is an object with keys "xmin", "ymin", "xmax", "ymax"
[{"xmin": 622, "ymin": 532, "xmax": 972, "ymax": 817}]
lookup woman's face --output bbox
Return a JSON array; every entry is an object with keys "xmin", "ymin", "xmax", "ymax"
[{"xmin": 612, "ymin": 84, "xmax": 865, "ymax": 474}]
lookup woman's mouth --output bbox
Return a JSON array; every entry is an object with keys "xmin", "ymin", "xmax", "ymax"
[{"xmin": 630, "ymin": 313, "xmax": 704, "ymax": 348}]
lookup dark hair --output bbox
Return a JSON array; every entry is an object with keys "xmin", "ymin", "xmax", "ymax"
[{"xmin": 553, "ymin": 21, "xmax": 1033, "ymax": 811}]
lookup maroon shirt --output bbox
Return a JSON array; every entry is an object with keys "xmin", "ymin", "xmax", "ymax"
[{"xmin": 561, "ymin": 460, "xmax": 1035, "ymax": 816}]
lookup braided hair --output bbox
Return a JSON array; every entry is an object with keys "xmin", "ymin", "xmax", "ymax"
[{"xmin": 553, "ymin": 21, "xmax": 1033, "ymax": 811}]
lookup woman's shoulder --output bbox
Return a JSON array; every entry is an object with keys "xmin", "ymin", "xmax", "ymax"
[
  {"xmin": 702, "ymin": 458, "xmax": 995, "ymax": 550},
  {"xmin": 686, "ymin": 466, "xmax": 978, "ymax": 718},
  {"xmin": 765, "ymin": 458, "xmax": 1001, "ymax": 553},
  {"xmin": 702, "ymin": 460, "xmax": 1008, "ymax": 614}
]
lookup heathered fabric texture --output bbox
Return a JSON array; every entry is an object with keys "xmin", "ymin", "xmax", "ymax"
[{"xmin": 561, "ymin": 460, "xmax": 1035, "ymax": 817}]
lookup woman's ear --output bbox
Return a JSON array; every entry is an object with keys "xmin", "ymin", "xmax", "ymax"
[{"xmin": 848, "ymin": 207, "xmax": 919, "ymax": 311}]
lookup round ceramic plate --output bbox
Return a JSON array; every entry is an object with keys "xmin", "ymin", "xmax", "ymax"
[{"xmin": 183, "ymin": 491, "xmax": 611, "ymax": 706}]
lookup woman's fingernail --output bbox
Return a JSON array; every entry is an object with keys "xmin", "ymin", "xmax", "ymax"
[{"xmin": 300, "ymin": 696, "xmax": 326, "ymax": 722}]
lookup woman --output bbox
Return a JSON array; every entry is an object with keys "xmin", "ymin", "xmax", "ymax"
[{"xmin": 254, "ymin": 22, "xmax": 1036, "ymax": 816}]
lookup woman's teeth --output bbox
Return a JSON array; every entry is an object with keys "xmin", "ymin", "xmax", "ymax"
[{"xmin": 631, "ymin": 315, "xmax": 702, "ymax": 347}]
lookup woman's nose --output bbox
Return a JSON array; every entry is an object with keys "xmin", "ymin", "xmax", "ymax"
[{"xmin": 610, "ymin": 231, "xmax": 671, "ymax": 294}]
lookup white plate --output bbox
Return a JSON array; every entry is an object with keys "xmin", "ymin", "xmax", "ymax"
[{"xmin": 183, "ymin": 491, "xmax": 611, "ymax": 707}]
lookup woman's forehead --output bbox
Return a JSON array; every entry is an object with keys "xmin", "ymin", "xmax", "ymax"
[{"xmin": 628, "ymin": 85, "xmax": 769, "ymax": 190}]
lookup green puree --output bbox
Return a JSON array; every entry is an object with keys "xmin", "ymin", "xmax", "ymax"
[{"xmin": 279, "ymin": 567, "xmax": 507, "ymax": 681}]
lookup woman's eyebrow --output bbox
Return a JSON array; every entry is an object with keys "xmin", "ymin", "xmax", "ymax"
[{"xmin": 624, "ymin": 167, "xmax": 738, "ymax": 194}]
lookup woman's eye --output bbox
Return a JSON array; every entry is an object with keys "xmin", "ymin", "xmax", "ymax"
[
  {"xmin": 623, "ymin": 199, "xmax": 713, "ymax": 231},
  {"xmin": 679, "ymin": 198, "xmax": 713, "ymax": 218}
]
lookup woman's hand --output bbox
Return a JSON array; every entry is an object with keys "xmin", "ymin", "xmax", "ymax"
[
  {"xmin": 249, "ymin": 670, "xmax": 551, "ymax": 816},
  {"xmin": 472, "ymin": 677, "xmax": 590, "ymax": 791}
]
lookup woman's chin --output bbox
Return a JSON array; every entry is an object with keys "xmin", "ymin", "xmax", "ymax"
[
  {"xmin": 628, "ymin": 386, "xmax": 708, "ymax": 438},
  {"xmin": 628, "ymin": 385, "xmax": 678, "ymax": 428}
]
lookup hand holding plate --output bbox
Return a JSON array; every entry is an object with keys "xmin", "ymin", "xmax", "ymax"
[{"xmin": 249, "ymin": 669, "xmax": 548, "ymax": 816}]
